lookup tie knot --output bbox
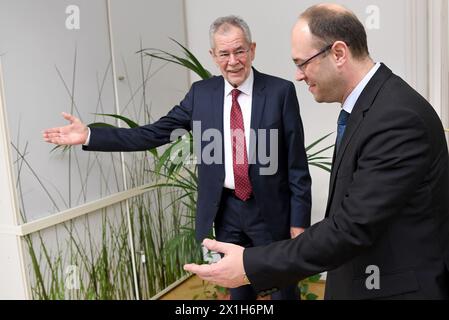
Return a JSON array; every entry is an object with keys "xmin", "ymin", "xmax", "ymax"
[
  {"xmin": 231, "ymin": 89, "xmax": 241, "ymax": 102},
  {"xmin": 338, "ymin": 109, "xmax": 350, "ymax": 126}
]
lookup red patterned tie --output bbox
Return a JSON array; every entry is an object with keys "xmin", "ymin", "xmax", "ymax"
[{"xmin": 230, "ymin": 89, "xmax": 253, "ymax": 201}]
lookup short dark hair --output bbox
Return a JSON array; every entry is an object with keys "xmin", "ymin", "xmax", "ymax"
[{"xmin": 300, "ymin": 5, "xmax": 369, "ymax": 59}]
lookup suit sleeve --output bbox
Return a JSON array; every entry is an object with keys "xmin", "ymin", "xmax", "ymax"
[
  {"xmin": 283, "ymin": 82, "xmax": 312, "ymax": 228},
  {"xmin": 83, "ymin": 85, "xmax": 194, "ymax": 152},
  {"xmin": 244, "ymin": 106, "xmax": 431, "ymax": 291}
]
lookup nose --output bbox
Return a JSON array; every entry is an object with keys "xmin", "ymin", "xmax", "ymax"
[
  {"xmin": 228, "ymin": 53, "xmax": 239, "ymax": 66},
  {"xmin": 295, "ymin": 68, "xmax": 306, "ymax": 82}
]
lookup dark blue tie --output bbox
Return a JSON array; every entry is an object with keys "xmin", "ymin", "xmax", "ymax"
[{"xmin": 336, "ymin": 109, "xmax": 350, "ymax": 153}]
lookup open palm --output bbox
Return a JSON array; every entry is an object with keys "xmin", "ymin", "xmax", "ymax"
[{"xmin": 43, "ymin": 112, "xmax": 89, "ymax": 145}]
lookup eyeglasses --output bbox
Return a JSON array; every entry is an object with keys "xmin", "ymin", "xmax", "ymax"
[
  {"xmin": 296, "ymin": 44, "xmax": 333, "ymax": 72},
  {"xmin": 215, "ymin": 48, "xmax": 250, "ymax": 62}
]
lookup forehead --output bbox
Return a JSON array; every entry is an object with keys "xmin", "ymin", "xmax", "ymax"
[
  {"xmin": 213, "ymin": 25, "xmax": 248, "ymax": 50},
  {"xmin": 291, "ymin": 20, "xmax": 317, "ymax": 58}
]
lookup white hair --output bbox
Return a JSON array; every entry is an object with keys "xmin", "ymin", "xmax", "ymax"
[{"xmin": 209, "ymin": 15, "xmax": 252, "ymax": 48}]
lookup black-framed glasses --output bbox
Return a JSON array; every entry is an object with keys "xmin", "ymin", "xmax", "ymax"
[{"xmin": 296, "ymin": 44, "xmax": 333, "ymax": 72}]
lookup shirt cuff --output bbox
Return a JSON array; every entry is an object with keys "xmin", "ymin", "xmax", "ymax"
[{"xmin": 83, "ymin": 127, "xmax": 91, "ymax": 146}]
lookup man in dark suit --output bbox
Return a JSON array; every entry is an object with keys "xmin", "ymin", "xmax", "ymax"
[
  {"xmin": 185, "ymin": 4, "xmax": 449, "ymax": 300},
  {"xmin": 43, "ymin": 15, "xmax": 311, "ymax": 300}
]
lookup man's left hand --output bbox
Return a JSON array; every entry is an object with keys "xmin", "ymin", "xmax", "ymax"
[{"xmin": 184, "ymin": 239, "xmax": 247, "ymax": 288}]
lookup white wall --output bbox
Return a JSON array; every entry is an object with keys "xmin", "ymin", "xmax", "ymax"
[
  {"xmin": 0, "ymin": 0, "xmax": 189, "ymax": 221},
  {"xmin": 184, "ymin": 0, "xmax": 426, "ymax": 224},
  {"xmin": 110, "ymin": 0, "xmax": 190, "ymax": 124}
]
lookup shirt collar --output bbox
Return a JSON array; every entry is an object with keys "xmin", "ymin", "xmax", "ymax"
[
  {"xmin": 224, "ymin": 68, "xmax": 254, "ymax": 97},
  {"xmin": 342, "ymin": 62, "xmax": 381, "ymax": 114}
]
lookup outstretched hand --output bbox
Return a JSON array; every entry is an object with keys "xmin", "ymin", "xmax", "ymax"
[
  {"xmin": 43, "ymin": 112, "xmax": 89, "ymax": 145},
  {"xmin": 184, "ymin": 239, "xmax": 247, "ymax": 288}
]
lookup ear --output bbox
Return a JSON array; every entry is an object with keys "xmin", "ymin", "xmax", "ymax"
[
  {"xmin": 331, "ymin": 41, "xmax": 348, "ymax": 67},
  {"xmin": 250, "ymin": 42, "xmax": 256, "ymax": 61},
  {"xmin": 210, "ymin": 48, "xmax": 219, "ymax": 67}
]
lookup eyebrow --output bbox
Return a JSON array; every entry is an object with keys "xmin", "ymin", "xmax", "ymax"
[{"xmin": 218, "ymin": 46, "xmax": 245, "ymax": 53}]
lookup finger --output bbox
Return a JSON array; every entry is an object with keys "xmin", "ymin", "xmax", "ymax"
[
  {"xmin": 44, "ymin": 137, "xmax": 64, "ymax": 145},
  {"xmin": 184, "ymin": 263, "xmax": 231, "ymax": 286},
  {"xmin": 43, "ymin": 127, "xmax": 62, "ymax": 134},
  {"xmin": 43, "ymin": 133, "xmax": 53, "ymax": 142},
  {"xmin": 42, "ymin": 132, "xmax": 67, "ymax": 145},
  {"xmin": 62, "ymin": 112, "xmax": 78, "ymax": 124},
  {"xmin": 184, "ymin": 263, "xmax": 213, "ymax": 276},
  {"xmin": 202, "ymin": 239, "xmax": 230, "ymax": 255},
  {"xmin": 44, "ymin": 132, "xmax": 63, "ymax": 139},
  {"xmin": 183, "ymin": 263, "xmax": 203, "ymax": 274}
]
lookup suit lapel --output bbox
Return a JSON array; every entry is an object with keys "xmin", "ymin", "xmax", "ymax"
[
  {"xmin": 249, "ymin": 68, "xmax": 266, "ymax": 166},
  {"xmin": 211, "ymin": 77, "xmax": 225, "ymax": 180},
  {"xmin": 211, "ymin": 77, "xmax": 225, "ymax": 135},
  {"xmin": 325, "ymin": 64, "xmax": 393, "ymax": 217}
]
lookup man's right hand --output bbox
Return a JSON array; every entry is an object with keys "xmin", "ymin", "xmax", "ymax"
[{"xmin": 43, "ymin": 112, "xmax": 89, "ymax": 145}]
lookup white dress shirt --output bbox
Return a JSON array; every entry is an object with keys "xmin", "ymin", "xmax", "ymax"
[
  {"xmin": 342, "ymin": 62, "xmax": 381, "ymax": 114},
  {"xmin": 223, "ymin": 69, "xmax": 254, "ymax": 189}
]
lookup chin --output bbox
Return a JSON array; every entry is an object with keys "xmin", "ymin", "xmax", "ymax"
[
  {"xmin": 227, "ymin": 72, "xmax": 246, "ymax": 86},
  {"xmin": 313, "ymin": 92, "xmax": 332, "ymax": 103},
  {"xmin": 313, "ymin": 95, "xmax": 324, "ymax": 103},
  {"xmin": 229, "ymin": 79, "xmax": 243, "ymax": 87}
]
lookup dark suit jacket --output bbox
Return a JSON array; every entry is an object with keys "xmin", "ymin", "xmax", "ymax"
[
  {"xmin": 84, "ymin": 68, "xmax": 311, "ymax": 242},
  {"xmin": 244, "ymin": 64, "xmax": 449, "ymax": 299}
]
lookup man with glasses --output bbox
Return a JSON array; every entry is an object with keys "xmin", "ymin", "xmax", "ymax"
[
  {"xmin": 185, "ymin": 4, "xmax": 449, "ymax": 300},
  {"xmin": 295, "ymin": 44, "xmax": 333, "ymax": 74},
  {"xmin": 43, "ymin": 15, "xmax": 311, "ymax": 300}
]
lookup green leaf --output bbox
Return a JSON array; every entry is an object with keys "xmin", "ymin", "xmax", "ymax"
[
  {"xmin": 309, "ymin": 163, "xmax": 332, "ymax": 172},
  {"xmin": 141, "ymin": 52, "xmax": 184, "ymax": 67},
  {"xmin": 169, "ymin": 38, "xmax": 212, "ymax": 80},
  {"xmin": 215, "ymin": 285, "xmax": 228, "ymax": 294},
  {"xmin": 300, "ymin": 283, "xmax": 309, "ymax": 294},
  {"xmin": 139, "ymin": 38, "xmax": 212, "ymax": 80},
  {"xmin": 307, "ymin": 144, "xmax": 335, "ymax": 159},
  {"xmin": 145, "ymin": 49, "xmax": 200, "ymax": 75},
  {"xmin": 307, "ymin": 274, "xmax": 322, "ymax": 282},
  {"xmin": 145, "ymin": 182, "xmax": 196, "ymax": 191},
  {"xmin": 93, "ymin": 113, "xmax": 139, "ymax": 128},
  {"xmin": 307, "ymin": 156, "xmax": 331, "ymax": 161},
  {"xmin": 88, "ymin": 122, "xmax": 117, "ymax": 128},
  {"xmin": 306, "ymin": 293, "xmax": 319, "ymax": 300},
  {"xmin": 305, "ymin": 132, "xmax": 334, "ymax": 152},
  {"xmin": 184, "ymin": 167, "xmax": 199, "ymax": 186},
  {"xmin": 50, "ymin": 145, "xmax": 72, "ymax": 153},
  {"xmin": 147, "ymin": 148, "xmax": 158, "ymax": 158},
  {"xmin": 154, "ymin": 141, "xmax": 177, "ymax": 173}
]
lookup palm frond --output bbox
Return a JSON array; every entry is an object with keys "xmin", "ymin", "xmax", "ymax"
[{"xmin": 138, "ymin": 39, "xmax": 212, "ymax": 80}]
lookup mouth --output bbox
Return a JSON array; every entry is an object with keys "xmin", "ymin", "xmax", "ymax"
[{"xmin": 227, "ymin": 68, "xmax": 243, "ymax": 75}]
